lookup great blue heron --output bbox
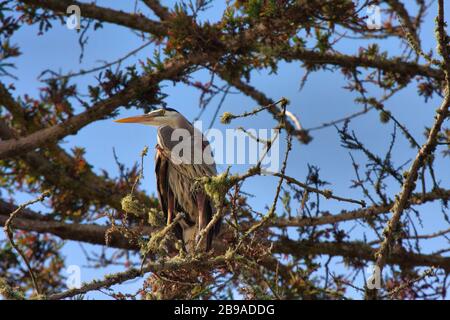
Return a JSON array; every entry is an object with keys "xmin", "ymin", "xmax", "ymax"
[{"xmin": 115, "ymin": 108, "xmax": 221, "ymax": 251}]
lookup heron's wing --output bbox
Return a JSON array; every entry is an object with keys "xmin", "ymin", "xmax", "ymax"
[
  {"xmin": 155, "ymin": 149, "xmax": 168, "ymax": 215},
  {"xmin": 155, "ymin": 148, "xmax": 183, "ymax": 240},
  {"xmin": 200, "ymin": 137, "xmax": 217, "ymax": 175}
]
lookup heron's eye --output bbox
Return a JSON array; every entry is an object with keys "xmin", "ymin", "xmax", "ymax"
[{"xmin": 160, "ymin": 109, "xmax": 166, "ymax": 116}]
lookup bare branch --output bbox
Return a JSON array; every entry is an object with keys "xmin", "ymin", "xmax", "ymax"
[{"xmin": 3, "ymin": 191, "xmax": 51, "ymax": 296}]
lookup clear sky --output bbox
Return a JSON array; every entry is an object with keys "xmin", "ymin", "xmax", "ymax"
[{"xmin": 2, "ymin": 1, "xmax": 449, "ymax": 299}]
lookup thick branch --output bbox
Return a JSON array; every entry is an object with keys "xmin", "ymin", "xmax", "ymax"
[
  {"xmin": 274, "ymin": 238, "xmax": 450, "ymax": 273},
  {"xmin": 280, "ymin": 47, "xmax": 444, "ymax": 81},
  {"xmin": 19, "ymin": 0, "xmax": 166, "ymax": 37},
  {"xmin": 0, "ymin": 199, "xmax": 142, "ymax": 250},
  {"xmin": 47, "ymin": 254, "xmax": 232, "ymax": 300},
  {"xmin": 2, "ymin": 198, "xmax": 450, "ymax": 273},
  {"xmin": 0, "ymin": 55, "xmax": 204, "ymax": 159},
  {"xmin": 272, "ymin": 188, "xmax": 450, "ymax": 228}
]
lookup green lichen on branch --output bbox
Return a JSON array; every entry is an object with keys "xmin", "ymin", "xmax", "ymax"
[
  {"xmin": 147, "ymin": 207, "xmax": 165, "ymax": 227},
  {"xmin": 0, "ymin": 278, "xmax": 25, "ymax": 300},
  {"xmin": 142, "ymin": 227, "xmax": 172, "ymax": 255},
  {"xmin": 141, "ymin": 214, "xmax": 186, "ymax": 269},
  {"xmin": 121, "ymin": 194, "xmax": 146, "ymax": 217},
  {"xmin": 220, "ymin": 112, "xmax": 234, "ymax": 124},
  {"xmin": 379, "ymin": 110, "xmax": 391, "ymax": 123},
  {"xmin": 121, "ymin": 194, "xmax": 165, "ymax": 227},
  {"xmin": 197, "ymin": 170, "xmax": 238, "ymax": 206}
]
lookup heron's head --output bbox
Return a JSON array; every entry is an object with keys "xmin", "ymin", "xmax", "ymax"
[{"xmin": 114, "ymin": 108, "xmax": 182, "ymax": 127}]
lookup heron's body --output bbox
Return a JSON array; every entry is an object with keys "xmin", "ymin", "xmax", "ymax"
[{"xmin": 115, "ymin": 108, "xmax": 221, "ymax": 251}]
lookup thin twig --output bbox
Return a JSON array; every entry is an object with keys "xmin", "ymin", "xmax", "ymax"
[
  {"xmin": 39, "ymin": 40, "xmax": 153, "ymax": 82},
  {"xmin": 131, "ymin": 146, "xmax": 149, "ymax": 195},
  {"xmin": 3, "ymin": 191, "xmax": 51, "ymax": 296},
  {"xmin": 384, "ymin": 267, "xmax": 435, "ymax": 299}
]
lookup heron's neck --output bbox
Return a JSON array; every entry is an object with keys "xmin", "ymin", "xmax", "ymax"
[{"xmin": 158, "ymin": 116, "xmax": 192, "ymax": 131}]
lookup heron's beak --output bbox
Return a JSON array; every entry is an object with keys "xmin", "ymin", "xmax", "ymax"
[{"xmin": 114, "ymin": 114, "xmax": 154, "ymax": 124}]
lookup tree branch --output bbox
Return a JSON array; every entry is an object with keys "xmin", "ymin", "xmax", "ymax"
[
  {"xmin": 0, "ymin": 54, "xmax": 204, "ymax": 159},
  {"xmin": 2, "ymin": 197, "xmax": 450, "ymax": 273},
  {"xmin": 141, "ymin": 0, "xmax": 170, "ymax": 20},
  {"xmin": 274, "ymin": 238, "xmax": 450, "ymax": 273},
  {"xmin": 271, "ymin": 188, "xmax": 450, "ymax": 228},
  {"xmin": 19, "ymin": 0, "xmax": 166, "ymax": 37},
  {"xmin": 370, "ymin": 0, "xmax": 450, "ymax": 298}
]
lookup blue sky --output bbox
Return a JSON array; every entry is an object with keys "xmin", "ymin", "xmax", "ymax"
[{"xmin": 1, "ymin": 1, "xmax": 449, "ymax": 299}]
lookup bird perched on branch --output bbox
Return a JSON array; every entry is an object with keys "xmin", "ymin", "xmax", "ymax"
[{"xmin": 115, "ymin": 108, "xmax": 221, "ymax": 251}]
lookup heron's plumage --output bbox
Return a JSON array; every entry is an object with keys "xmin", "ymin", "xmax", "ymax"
[{"xmin": 155, "ymin": 119, "xmax": 220, "ymax": 251}]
